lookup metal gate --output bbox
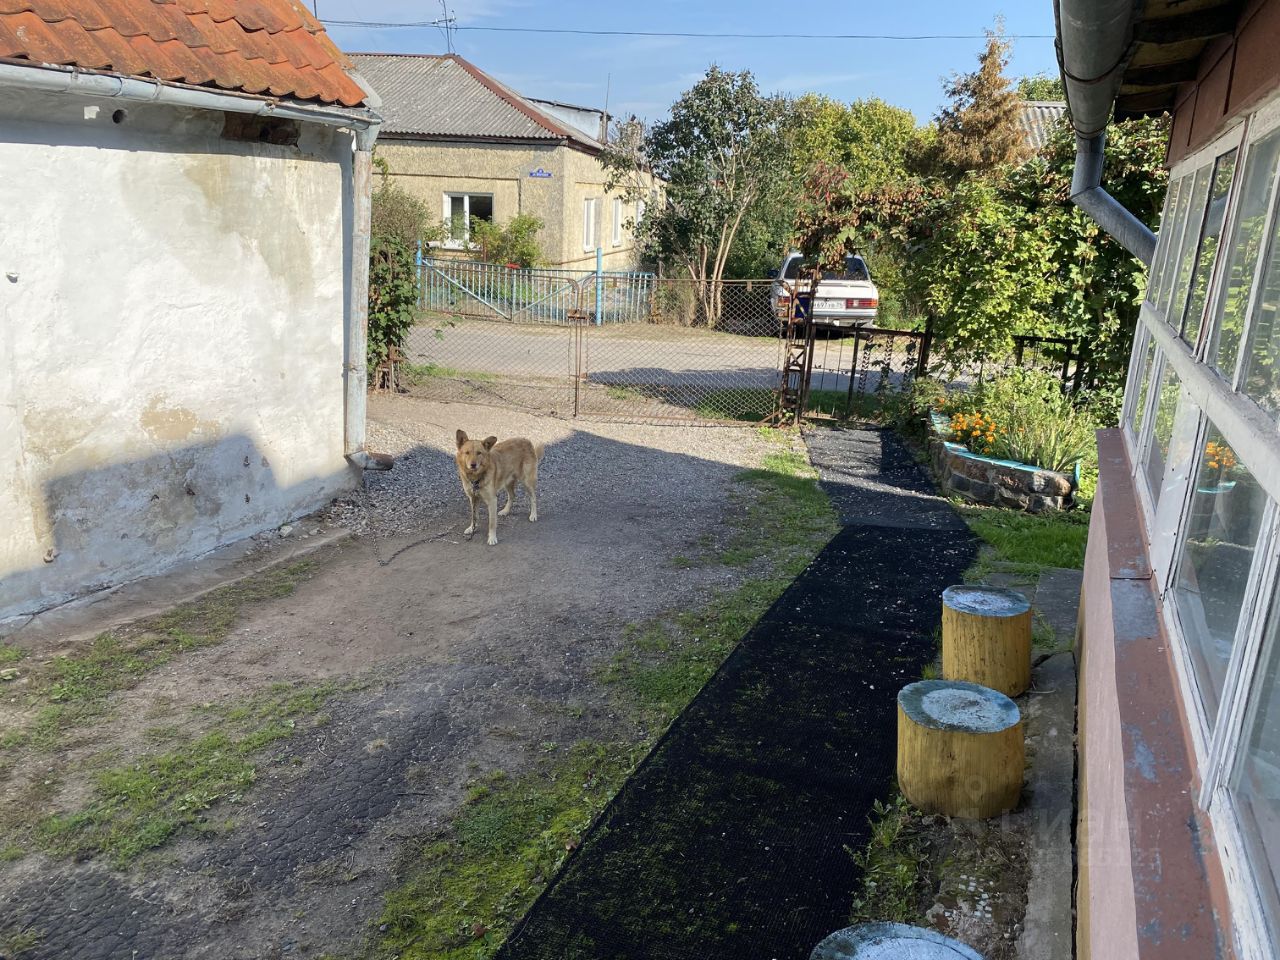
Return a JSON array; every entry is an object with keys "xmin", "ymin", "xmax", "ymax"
[
  {"xmin": 399, "ymin": 259, "xmax": 1083, "ymax": 423},
  {"xmin": 404, "ymin": 261, "xmax": 787, "ymax": 422}
]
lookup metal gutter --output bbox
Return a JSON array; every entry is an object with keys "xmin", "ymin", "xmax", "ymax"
[
  {"xmin": 0, "ymin": 59, "xmax": 381, "ymax": 149},
  {"xmin": 1054, "ymin": 0, "xmax": 1158, "ymax": 265},
  {"xmin": 0, "ymin": 58, "xmax": 388, "ymax": 467}
]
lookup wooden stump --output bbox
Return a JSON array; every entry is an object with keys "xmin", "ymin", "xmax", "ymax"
[
  {"xmin": 941, "ymin": 584, "xmax": 1032, "ymax": 697},
  {"xmin": 897, "ymin": 679, "xmax": 1023, "ymax": 819},
  {"xmin": 810, "ymin": 922, "xmax": 986, "ymax": 959}
]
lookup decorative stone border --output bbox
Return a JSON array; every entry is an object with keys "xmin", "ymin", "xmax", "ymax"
[{"xmin": 926, "ymin": 413, "xmax": 1075, "ymax": 513}]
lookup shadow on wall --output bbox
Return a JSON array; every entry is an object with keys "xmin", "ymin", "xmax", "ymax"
[{"xmin": 0, "ymin": 433, "xmax": 354, "ymax": 624}]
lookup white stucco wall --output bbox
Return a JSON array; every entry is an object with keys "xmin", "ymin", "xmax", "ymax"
[{"xmin": 0, "ymin": 88, "xmax": 358, "ymax": 621}]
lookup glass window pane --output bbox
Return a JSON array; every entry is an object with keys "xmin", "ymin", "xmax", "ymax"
[
  {"xmin": 1233, "ymin": 600, "xmax": 1280, "ymax": 925},
  {"xmin": 448, "ymin": 195, "xmax": 466, "ymax": 242},
  {"xmin": 1151, "ymin": 177, "xmax": 1183, "ymax": 310},
  {"xmin": 1241, "ymin": 143, "xmax": 1280, "ymax": 416},
  {"xmin": 1211, "ymin": 129, "xmax": 1280, "ymax": 381},
  {"xmin": 1159, "ymin": 176, "xmax": 1193, "ymax": 316},
  {"xmin": 1169, "ymin": 166, "xmax": 1214, "ymax": 329},
  {"xmin": 1144, "ymin": 359, "xmax": 1182, "ymax": 503},
  {"xmin": 1174, "ymin": 421, "xmax": 1269, "ymax": 722},
  {"xmin": 469, "ymin": 195, "xmax": 493, "ymax": 223},
  {"xmin": 1128, "ymin": 332, "xmax": 1158, "ymax": 439},
  {"xmin": 1183, "ymin": 149, "xmax": 1238, "ymax": 345}
]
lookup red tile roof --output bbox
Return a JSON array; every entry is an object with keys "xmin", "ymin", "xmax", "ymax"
[{"xmin": 0, "ymin": 0, "xmax": 368, "ymax": 107}]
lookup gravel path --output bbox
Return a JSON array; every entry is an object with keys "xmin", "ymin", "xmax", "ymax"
[{"xmin": 0, "ymin": 395, "xmax": 786, "ymax": 960}]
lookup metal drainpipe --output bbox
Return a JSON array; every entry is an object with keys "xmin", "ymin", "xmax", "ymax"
[
  {"xmin": 344, "ymin": 138, "xmax": 388, "ymax": 471},
  {"xmin": 1055, "ymin": 0, "xmax": 1158, "ymax": 265},
  {"xmin": 1070, "ymin": 131, "xmax": 1156, "ymax": 265}
]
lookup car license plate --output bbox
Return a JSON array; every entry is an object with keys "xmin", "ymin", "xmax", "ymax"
[{"xmin": 817, "ymin": 299, "xmax": 843, "ymax": 310}]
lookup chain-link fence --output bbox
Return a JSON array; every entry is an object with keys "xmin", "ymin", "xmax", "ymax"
[
  {"xmin": 394, "ymin": 257, "xmax": 1083, "ymax": 424},
  {"xmin": 402, "ymin": 260, "xmax": 785, "ymax": 422}
]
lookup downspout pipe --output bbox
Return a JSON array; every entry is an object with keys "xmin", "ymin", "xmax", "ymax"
[
  {"xmin": 0, "ymin": 59, "xmax": 389, "ymax": 465},
  {"xmin": 1071, "ymin": 131, "xmax": 1156, "ymax": 265},
  {"xmin": 1055, "ymin": 0, "xmax": 1157, "ymax": 265}
]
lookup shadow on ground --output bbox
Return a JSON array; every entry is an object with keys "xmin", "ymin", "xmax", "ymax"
[
  {"xmin": 497, "ymin": 427, "xmax": 976, "ymax": 960},
  {"xmin": 0, "ymin": 408, "xmax": 781, "ymax": 960}
]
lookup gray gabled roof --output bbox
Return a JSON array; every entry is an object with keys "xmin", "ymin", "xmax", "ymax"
[
  {"xmin": 349, "ymin": 53, "xmax": 601, "ymax": 151},
  {"xmin": 1018, "ymin": 101, "xmax": 1068, "ymax": 150}
]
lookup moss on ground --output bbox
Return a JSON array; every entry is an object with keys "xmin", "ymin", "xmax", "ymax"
[
  {"xmin": 0, "ymin": 559, "xmax": 316, "ymax": 756},
  {"xmin": 374, "ymin": 742, "xmax": 644, "ymax": 960},
  {"xmin": 359, "ymin": 434, "xmax": 839, "ymax": 960},
  {"xmin": 33, "ymin": 681, "xmax": 339, "ymax": 867}
]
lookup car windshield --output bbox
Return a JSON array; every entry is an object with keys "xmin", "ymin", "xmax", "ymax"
[{"xmin": 782, "ymin": 255, "xmax": 870, "ymax": 281}]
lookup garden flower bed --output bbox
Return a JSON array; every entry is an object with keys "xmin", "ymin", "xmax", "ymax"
[{"xmin": 926, "ymin": 411, "xmax": 1078, "ymax": 513}]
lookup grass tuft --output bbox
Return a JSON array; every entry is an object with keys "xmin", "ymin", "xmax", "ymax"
[
  {"xmin": 374, "ymin": 742, "xmax": 643, "ymax": 960},
  {"xmin": 959, "ymin": 505, "xmax": 1089, "ymax": 580},
  {"xmin": 35, "ymin": 681, "xmax": 337, "ymax": 866},
  {"xmin": 848, "ymin": 795, "xmax": 932, "ymax": 924},
  {"xmin": 1, "ymin": 559, "xmax": 316, "ymax": 756}
]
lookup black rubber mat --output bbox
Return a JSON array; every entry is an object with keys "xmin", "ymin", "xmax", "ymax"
[{"xmin": 497, "ymin": 428, "xmax": 976, "ymax": 960}]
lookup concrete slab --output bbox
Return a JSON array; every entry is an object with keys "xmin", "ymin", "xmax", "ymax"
[
  {"xmin": 1033, "ymin": 568, "xmax": 1084, "ymax": 650},
  {"xmin": 1016, "ymin": 651, "xmax": 1077, "ymax": 960}
]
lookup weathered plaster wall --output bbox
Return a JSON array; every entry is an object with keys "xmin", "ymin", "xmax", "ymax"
[
  {"xmin": 0, "ymin": 88, "xmax": 356, "ymax": 621},
  {"xmin": 376, "ymin": 137, "xmax": 643, "ymax": 270}
]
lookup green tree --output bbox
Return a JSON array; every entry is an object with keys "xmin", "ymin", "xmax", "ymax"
[
  {"xmin": 367, "ymin": 156, "xmax": 443, "ymax": 372},
  {"xmin": 935, "ymin": 30, "xmax": 1030, "ymax": 175},
  {"xmin": 1017, "ymin": 73, "xmax": 1065, "ymax": 101},
  {"xmin": 468, "ymin": 213, "xmax": 545, "ymax": 267},
  {"xmin": 791, "ymin": 95, "xmax": 921, "ymax": 190},
  {"xmin": 601, "ymin": 66, "xmax": 790, "ymax": 324}
]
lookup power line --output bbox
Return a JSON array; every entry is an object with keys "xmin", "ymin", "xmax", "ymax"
[{"xmin": 320, "ymin": 20, "xmax": 1053, "ymax": 41}]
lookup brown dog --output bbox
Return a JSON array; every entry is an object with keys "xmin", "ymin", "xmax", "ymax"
[{"xmin": 455, "ymin": 430, "xmax": 544, "ymax": 545}]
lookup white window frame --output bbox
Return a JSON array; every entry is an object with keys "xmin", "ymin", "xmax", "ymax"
[
  {"xmin": 583, "ymin": 197, "xmax": 599, "ymax": 252},
  {"xmin": 611, "ymin": 196, "xmax": 623, "ymax": 247},
  {"xmin": 442, "ymin": 192, "xmax": 493, "ymax": 249},
  {"xmin": 1120, "ymin": 89, "xmax": 1280, "ymax": 960}
]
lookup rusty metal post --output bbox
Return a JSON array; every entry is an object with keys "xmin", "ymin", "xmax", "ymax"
[{"xmin": 844, "ymin": 330, "xmax": 863, "ymax": 418}]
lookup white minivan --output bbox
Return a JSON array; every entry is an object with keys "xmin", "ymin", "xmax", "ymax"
[{"xmin": 771, "ymin": 251, "xmax": 879, "ymax": 329}]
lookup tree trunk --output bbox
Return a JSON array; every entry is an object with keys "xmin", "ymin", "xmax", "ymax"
[
  {"xmin": 897, "ymin": 679, "xmax": 1023, "ymax": 819},
  {"xmin": 941, "ymin": 585, "xmax": 1032, "ymax": 697}
]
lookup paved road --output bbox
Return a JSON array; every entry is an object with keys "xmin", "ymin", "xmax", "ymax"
[{"xmin": 406, "ymin": 319, "xmax": 915, "ymax": 394}]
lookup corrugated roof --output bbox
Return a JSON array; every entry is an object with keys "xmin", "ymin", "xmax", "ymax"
[
  {"xmin": 0, "ymin": 0, "xmax": 368, "ymax": 107},
  {"xmin": 1018, "ymin": 101, "xmax": 1068, "ymax": 150},
  {"xmin": 350, "ymin": 53, "xmax": 600, "ymax": 150}
]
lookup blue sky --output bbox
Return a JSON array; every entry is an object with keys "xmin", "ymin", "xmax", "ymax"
[{"xmin": 318, "ymin": 1, "xmax": 1061, "ymax": 123}]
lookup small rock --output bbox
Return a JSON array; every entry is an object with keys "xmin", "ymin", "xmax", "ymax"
[
  {"xmin": 0, "ymin": 668, "xmax": 19, "ymax": 681},
  {"xmin": 279, "ymin": 524, "xmax": 294, "ymax": 536}
]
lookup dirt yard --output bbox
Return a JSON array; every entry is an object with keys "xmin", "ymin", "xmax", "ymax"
[{"xmin": 0, "ymin": 394, "xmax": 823, "ymax": 960}]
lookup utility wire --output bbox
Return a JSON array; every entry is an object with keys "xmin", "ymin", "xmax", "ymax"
[{"xmin": 320, "ymin": 20, "xmax": 1053, "ymax": 40}]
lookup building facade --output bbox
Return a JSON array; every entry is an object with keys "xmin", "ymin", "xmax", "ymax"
[
  {"xmin": 351, "ymin": 54, "xmax": 649, "ymax": 271},
  {"xmin": 1063, "ymin": 0, "xmax": 1280, "ymax": 957}
]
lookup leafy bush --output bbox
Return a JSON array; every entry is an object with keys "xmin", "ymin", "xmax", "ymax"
[
  {"xmin": 367, "ymin": 160, "xmax": 444, "ymax": 373},
  {"xmin": 468, "ymin": 213, "xmax": 545, "ymax": 267},
  {"xmin": 947, "ymin": 370, "xmax": 1100, "ymax": 474}
]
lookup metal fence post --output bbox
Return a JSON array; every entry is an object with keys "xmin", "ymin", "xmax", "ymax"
[{"xmin": 595, "ymin": 247, "xmax": 604, "ymax": 326}]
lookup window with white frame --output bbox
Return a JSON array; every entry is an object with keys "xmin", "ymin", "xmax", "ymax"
[
  {"xmin": 612, "ymin": 196, "xmax": 623, "ymax": 247},
  {"xmin": 443, "ymin": 193, "xmax": 493, "ymax": 247},
  {"xmin": 583, "ymin": 197, "xmax": 599, "ymax": 252},
  {"xmin": 1123, "ymin": 94, "xmax": 1280, "ymax": 957}
]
